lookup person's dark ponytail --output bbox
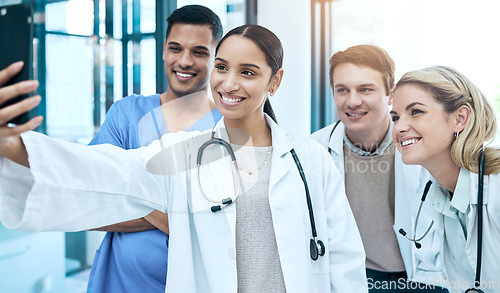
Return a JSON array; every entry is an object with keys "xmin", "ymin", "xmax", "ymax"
[{"xmin": 264, "ymin": 98, "xmax": 277, "ymax": 123}]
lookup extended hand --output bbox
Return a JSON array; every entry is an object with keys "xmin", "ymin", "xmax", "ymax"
[{"xmin": 0, "ymin": 62, "xmax": 43, "ymax": 152}]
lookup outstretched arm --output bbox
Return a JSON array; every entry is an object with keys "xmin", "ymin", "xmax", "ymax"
[
  {"xmin": 1, "ymin": 64, "xmax": 171, "ymax": 234},
  {"xmin": 0, "ymin": 62, "xmax": 43, "ymax": 167},
  {"xmin": 0, "ymin": 128, "xmax": 167, "ymax": 232},
  {"xmin": 0, "ymin": 63, "xmax": 166, "ymax": 231},
  {"xmin": 86, "ymin": 97, "xmax": 169, "ymax": 234}
]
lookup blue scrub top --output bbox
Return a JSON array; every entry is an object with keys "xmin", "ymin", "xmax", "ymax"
[{"xmin": 87, "ymin": 94, "xmax": 222, "ymax": 292}]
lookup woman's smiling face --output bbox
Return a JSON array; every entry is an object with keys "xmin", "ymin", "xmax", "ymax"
[
  {"xmin": 391, "ymin": 84, "xmax": 457, "ymax": 168},
  {"xmin": 210, "ymin": 35, "xmax": 274, "ymax": 123}
]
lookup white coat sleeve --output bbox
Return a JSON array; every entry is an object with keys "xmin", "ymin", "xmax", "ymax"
[
  {"xmin": 321, "ymin": 150, "xmax": 367, "ymax": 292},
  {"xmin": 0, "ymin": 131, "xmax": 168, "ymax": 232}
]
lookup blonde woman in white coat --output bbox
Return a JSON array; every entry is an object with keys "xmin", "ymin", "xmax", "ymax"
[
  {"xmin": 391, "ymin": 66, "xmax": 500, "ymax": 293},
  {"xmin": 0, "ymin": 25, "xmax": 367, "ymax": 292}
]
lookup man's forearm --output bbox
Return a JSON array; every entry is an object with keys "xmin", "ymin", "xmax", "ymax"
[
  {"xmin": 144, "ymin": 210, "xmax": 169, "ymax": 234},
  {"xmin": 91, "ymin": 210, "xmax": 169, "ymax": 234},
  {"xmin": 91, "ymin": 217, "xmax": 156, "ymax": 232}
]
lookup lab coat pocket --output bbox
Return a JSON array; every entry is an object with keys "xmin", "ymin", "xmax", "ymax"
[
  {"xmin": 303, "ymin": 208, "xmax": 327, "ymax": 239},
  {"xmin": 307, "ymin": 210, "xmax": 330, "ymax": 293},
  {"xmin": 302, "ymin": 209, "xmax": 313, "ymax": 238}
]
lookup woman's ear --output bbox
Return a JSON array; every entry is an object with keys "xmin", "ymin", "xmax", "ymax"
[
  {"xmin": 455, "ymin": 105, "xmax": 471, "ymax": 132},
  {"xmin": 269, "ymin": 68, "xmax": 284, "ymax": 95}
]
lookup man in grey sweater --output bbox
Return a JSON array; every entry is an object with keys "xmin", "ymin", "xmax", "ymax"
[{"xmin": 311, "ymin": 45, "xmax": 448, "ymax": 292}]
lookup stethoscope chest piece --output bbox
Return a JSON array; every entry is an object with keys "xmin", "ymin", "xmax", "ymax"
[{"xmin": 310, "ymin": 238, "xmax": 325, "ymax": 261}]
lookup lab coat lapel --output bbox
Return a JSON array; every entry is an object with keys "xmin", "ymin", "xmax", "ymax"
[
  {"xmin": 266, "ymin": 116, "xmax": 293, "ymax": 197},
  {"xmin": 265, "ymin": 116, "xmax": 308, "ymax": 291},
  {"xmin": 328, "ymin": 122, "xmax": 345, "ymax": 178}
]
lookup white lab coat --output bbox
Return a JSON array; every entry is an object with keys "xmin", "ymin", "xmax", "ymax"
[
  {"xmin": 428, "ymin": 169, "xmax": 500, "ymax": 293},
  {"xmin": 0, "ymin": 115, "xmax": 367, "ymax": 293},
  {"xmin": 311, "ymin": 122, "xmax": 445, "ymax": 285}
]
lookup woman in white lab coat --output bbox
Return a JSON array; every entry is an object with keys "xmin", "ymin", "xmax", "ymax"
[
  {"xmin": 0, "ymin": 25, "xmax": 367, "ymax": 292},
  {"xmin": 390, "ymin": 66, "xmax": 500, "ymax": 293}
]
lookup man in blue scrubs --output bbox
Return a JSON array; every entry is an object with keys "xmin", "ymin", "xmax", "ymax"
[{"xmin": 86, "ymin": 5, "xmax": 223, "ymax": 292}]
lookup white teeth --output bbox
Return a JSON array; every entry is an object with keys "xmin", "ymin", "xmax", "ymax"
[
  {"xmin": 222, "ymin": 95, "xmax": 243, "ymax": 103},
  {"xmin": 347, "ymin": 113, "xmax": 366, "ymax": 117},
  {"xmin": 176, "ymin": 72, "xmax": 194, "ymax": 78},
  {"xmin": 402, "ymin": 139, "xmax": 419, "ymax": 147}
]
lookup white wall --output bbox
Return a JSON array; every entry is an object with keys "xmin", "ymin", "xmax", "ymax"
[{"xmin": 258, "ymin": 0, "xmax": 311, "ymax": 135}]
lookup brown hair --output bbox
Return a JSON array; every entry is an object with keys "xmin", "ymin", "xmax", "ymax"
[{"xmin": 329, "ymin": 45, "xmax": 395, "ymax": 95}]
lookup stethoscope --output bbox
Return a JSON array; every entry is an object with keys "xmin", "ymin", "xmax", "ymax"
[
  {"xmin": 196, "ymin": 129, "xmax": 325, "ymax": 261},
  {"xmin": 327, "ymin": 120, "xmax": 341, "ymax": 155},
  {"xmin": 327, "ymin": 120, "xmax": 485, "ymax": 292},
  {"xmin": 399, "ymin": 150, "xmax": 485, "ymax": 293},
  {"xmin": 328, "ymin": 120, "xmax": 435, "ymax": 247},
  {"xmin": 398, "ymin": 180, "xmax": 434, "ymax": 249}
]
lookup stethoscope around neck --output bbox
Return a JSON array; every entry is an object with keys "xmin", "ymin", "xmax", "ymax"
[
  {"xmin": 328, "ymin": 119, "xmax": 486, "ymax": 291},
  {"xmin": 196, "ymin": 129, "xmax": 325, "ymax": 261},
  {"xmin": 399, "ymin": 149, "xmax": 486, "ymax": 293}
]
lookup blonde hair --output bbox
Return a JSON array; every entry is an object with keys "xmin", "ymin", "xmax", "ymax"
[{"xmin": 395, "ymin": 66, "xmax": 500, "ymax": 174}]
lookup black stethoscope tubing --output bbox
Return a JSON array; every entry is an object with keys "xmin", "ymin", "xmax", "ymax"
[
  {"xmin": 327, "ymin": 120, "xmax": 341, "ymax": 155},
  {"xmin": 196, "ymin": 129, "xmax": 325, "ymax": 261},
  {"xmin": 399, "ymin": 150, "xmax": 485, "ymax": 293},
  {"xmin": 196, "ymin": 130, "xmax": 242, "ymax": 213},
  {"xmin": 399, "ymin": 180, "xmax": 435, "ymax": 249},
  {"xmin": 290, "ymin": 148, "xmax": 325, "ymax": 261},
  {"xmin": 466, "ymin": 149, "xmax": 485, "ymax": 292},
  {"xmin": 328, "ymin": 120, "xmax": 485, "ymax": 291}
]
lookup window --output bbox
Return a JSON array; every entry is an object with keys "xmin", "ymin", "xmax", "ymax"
[
  {"xmin": 177, "ymin": 0, "xmax": 247, "ymax": 33},
  {"xmin": 34, "ymin": 0, "xmax": 168, "ymax": 143},
  {"xmin": 312, "ymin": 0, "xmax": 500, "ymax": 145},
  {"xmin": 43, "ymin": 0, "xmax": 96, "ymax": 140}
]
